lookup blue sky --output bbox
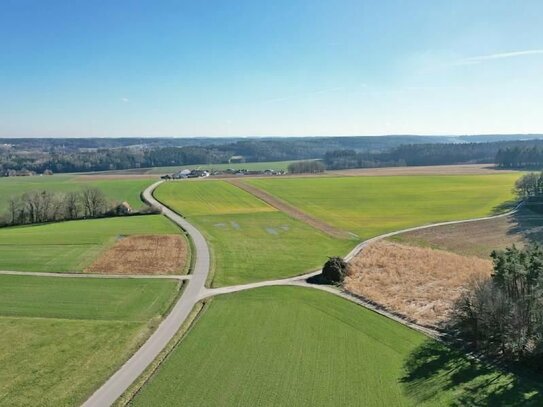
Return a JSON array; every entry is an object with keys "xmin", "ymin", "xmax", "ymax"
[{"xmin": 1, "ymin": 0, "xmax": 543, "ymax": 137}]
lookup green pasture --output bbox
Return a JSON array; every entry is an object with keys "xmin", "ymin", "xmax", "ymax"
[
  {"xmin": 0, "ymin": 215, "xmax": 179, "ymax": 272},
  {"xmin": 155, "ymin": 181, "xmax": 354, "ymax": 286},
  {"xmin": 0, "ymin": 175, "xmax": 154, "ymax": 212},
  {"xmin": 132, "ymin": 286, "xmax": 543, "ymax": 406},
  {"xmin": 0, "ymin": 274, "xmax": 179, "ymax": 407},
  {"xmin": 248, "ymin": 174, "xmax": 520, "ymax": 239}
]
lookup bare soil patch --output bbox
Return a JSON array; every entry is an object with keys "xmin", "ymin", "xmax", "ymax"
[
  {"xmin": 227, "ymin": 179, "xmax": 352, "ymax": 239},
  {"xmin": 333, "ymin": 163, "xmax": 515, "ymax": 177},
  {"xmin": 391, "ymin": 207, "xmax": 543, "ymax": 259},
  {"xmin": 345, "ymin": 241, "xmax": 492, "ymax": 327},
  {"xmin": 85, "ymin": 235, "xmax": 188, "ymax": 275}
]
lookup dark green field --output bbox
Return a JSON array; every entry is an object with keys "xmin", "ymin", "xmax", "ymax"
[{"xmin": 132, "ymin": 286, "xmax": 543, "ymax": 406}]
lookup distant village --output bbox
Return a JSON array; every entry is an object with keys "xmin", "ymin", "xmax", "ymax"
[{"xmin": 161, "ymin": 167, "xmax": 285, "ymax": 180}]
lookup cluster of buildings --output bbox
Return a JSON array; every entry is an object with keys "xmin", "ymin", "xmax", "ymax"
[{"xmin": 161, "ymin": 167, "xmax": 285, "ymax": 180}]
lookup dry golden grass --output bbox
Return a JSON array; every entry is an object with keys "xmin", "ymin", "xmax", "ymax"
[
  {"xmin": 345, "ymin": 241, "xmax": 492, "ymax": 327},
  {"xmin": 86, "ymin": 234, "xmax": 188, "ymax": 275}
]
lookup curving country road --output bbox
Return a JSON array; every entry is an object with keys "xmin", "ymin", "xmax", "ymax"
[
  {"xmin": 82, "ymin": 179, "xmax": 522, "ymax": 406},
  {"xmin": 82, "ymin": 181, "xmax": 210, "ymax": 407}
]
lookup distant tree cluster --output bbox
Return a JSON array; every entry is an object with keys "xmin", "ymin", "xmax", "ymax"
[
  {"xmin": 2, "ymin": 188, "xmax": 142, "ymax": 227},
  {"xmin": 287, "ymin": 160, "xmax": 325, "ymax": 174},
  {"xmin": 514, "ymin": 172, "xmax": 543, "ymax": 199},
  {"xmin": 451, "ymin": 245, "xmax": 543, "ymax": 362}
]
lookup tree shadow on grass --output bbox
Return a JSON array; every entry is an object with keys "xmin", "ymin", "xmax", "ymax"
[
  {"xmin": 507, "ymin": 205, "xmax": 543, "ymax": 246},
  {"xmin": 402, "ymin": 340, "xmax": 543, "ymax": 406},
  {"xmin": 490, "ymin": 199, "xmax": 519, "ymax": 216}
]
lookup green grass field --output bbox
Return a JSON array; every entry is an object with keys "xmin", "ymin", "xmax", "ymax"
[
  {"xmin": 155, "ymin": 181, "xmax": 355, "ymax": 286},
  {"xmin": 0, "ymin": 215, "xmax": 180, "ymax": 272},
  {"xmin": 0, "ymin": 274, "xmax": 179, "ymax": 407},
  {"xmin": 131, "ymin": 286, "xmax": 543, "ymax": 406},
  {"xmin": 0, "ymin": 175, "xmax": 154, "ymax": 212},
  {"xmin": 248, "ymin": 174, "xmax": 520, "ymax": 239}
]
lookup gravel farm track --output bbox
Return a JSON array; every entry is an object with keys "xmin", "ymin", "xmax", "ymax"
[{"xmin": 76, "ymin": 180, "xmax": 522, "ymax": 406}]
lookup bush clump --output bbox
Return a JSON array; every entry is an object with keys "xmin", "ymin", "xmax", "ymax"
[{"xmin": 322, "ymin": 256, "xmax": 349, "ymax": 284}]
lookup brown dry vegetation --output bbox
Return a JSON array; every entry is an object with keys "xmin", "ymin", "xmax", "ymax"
[
  {"xmin": 391, "ymin": 208, "xmax": 543, "ymax": 259},
  {"xmin": 345, "ymin": 241, "xmax": 492, "ymax": 327},
  {"xmin": 85, "ymin": 234, "xmax": 188, "ymax": 275},
  {"xmin": 333, "ymin": 163, "xmax": 514, "ymax": 177}
]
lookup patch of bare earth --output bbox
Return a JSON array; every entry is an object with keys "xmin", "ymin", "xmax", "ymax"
[
  {"xmin": 345, "ymin": 241, "xmax": 492, "ymax": 327},
  {"xmin": 332, "ymin": 163, "xmax": 515, "ymax": 177},
  {"xmin": 85, "ymin": 235, "xmax": 188, "ymax": 275},
  {"xmin": 227, "ymin": 179, "xmax": 352, "ymax": 239}
]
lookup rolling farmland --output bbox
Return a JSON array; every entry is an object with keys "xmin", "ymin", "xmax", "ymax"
[
  {"xmin": 155, "ymin": 181, "xmax": 355, "ymax": 286},
  {"xmin": 247, "ymin": 174, "xmax": 521, "ymax": 239},
  {"xmin": 0, "ymin": 215, "xmax": 180, "ymax": 272},
  {"xmin": 0, "ymin": 274, "xmax": 179, "ymax": 406},
  {"xmin": 131, "ymin": 286, "xmax": 543, "ymax": 406}
]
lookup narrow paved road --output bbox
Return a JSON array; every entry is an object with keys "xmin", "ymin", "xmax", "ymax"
[
  {"xmin": 82, "ymin": 181, "xmax": 210, "ymax": 407},
  {"xmin": 83, "ymin": 181, "xmax": 521, "ymax": 406}
]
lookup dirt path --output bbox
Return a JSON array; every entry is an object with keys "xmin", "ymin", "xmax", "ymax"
[{"xmin": 227, "ymin": 179, "xmax": 352, "ymax": 239}]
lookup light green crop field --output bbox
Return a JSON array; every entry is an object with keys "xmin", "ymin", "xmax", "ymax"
[
  {"xmin": 155, "ymin": 181, "xmax": 355, "ymax": 286},
  {"xmin": 0, "ymin": 274, "xmax": 179, "ymax": 407},
  {"xmin": 248, "ymin": 174, "xmax": 521, "ymax": 239},
  {"xmin": 0, "ymin": 215, "xmax": 180, "ymax": 272},
  {"xmin": 132, "ymin": 286, "xmax": 543, "ymax": 406},
  {"xmin": 0, "ymin": 175, "xmax": 154, "ymax": 212}
]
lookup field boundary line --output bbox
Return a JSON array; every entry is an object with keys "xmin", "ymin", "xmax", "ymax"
[
  {"xmin": 226, "ymin": 178, "xmax": 353, "ymax": 239},
  {"xmin": 0, "ymin": 270, "xmax": 190, "ymax": 280}
]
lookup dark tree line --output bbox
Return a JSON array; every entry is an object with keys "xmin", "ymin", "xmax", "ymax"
[
  {"xmin": 496, "ymin": 146, "xmax": 543, "ymax": 169},
  {"xmin": 451, "ymin": 245, "xmax": 543, "ymax": 363}
]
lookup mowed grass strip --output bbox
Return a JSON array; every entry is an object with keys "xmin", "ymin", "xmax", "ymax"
[
  {"xmin": 131, "ymin": 286, "xmax": 543, "ymax": 406},
  {"xmin": 156, "ymin": 181, "xmax": 355, "ymax": 286},
  {"xmin": 0, "ymin": 215, "xmax": 180, "ymax": 272},
  {"xmin": 0, "ymin": 274, "xmax": 179, "ymax": 407},
  {"xmin": 248, "ymin": 174, "xmax": 520, "ymax": 239},
  {"xmin": 0, "ymin": 175, "xmax": 155, "ymax": 212}
]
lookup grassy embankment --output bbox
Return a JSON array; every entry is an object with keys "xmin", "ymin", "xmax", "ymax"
[{"xmin": 0, "ymin": 274, "xmax": 179, "ymax": 407}]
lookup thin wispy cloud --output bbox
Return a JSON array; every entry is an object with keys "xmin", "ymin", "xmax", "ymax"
[
  {"xmin": 121, "ymin": 97, "xmax": 130, "ymax": 103},
  {"xmin": 457, "ymin": 49, "xmax": 543, "ymax": 65}
]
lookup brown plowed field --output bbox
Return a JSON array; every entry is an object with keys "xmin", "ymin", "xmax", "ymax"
[
  {"xmin": 85, "ymin": 234, "xmax": 188, "ymax": 275},
  {"xmin": 345, "ymin": 241, "xmax": 492, "ymax": 327},
  {"xmin": 333, "ymin": 163, "xmax": 514, "ymax": 177}
]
